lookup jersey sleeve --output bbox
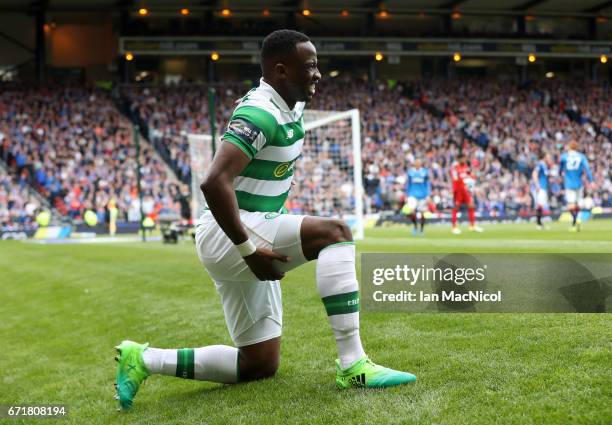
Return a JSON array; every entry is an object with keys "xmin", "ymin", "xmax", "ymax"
[
  {"xmin": 222, "ymin": 106, "xmax": 277, "ymax": 160},
  {"xmin": 559, "ymin": 154, "xmax": 566, "ymax": 174},
  {"xmin": 582, "ymin": 155, "xmax": 594, "ymax": 182}
]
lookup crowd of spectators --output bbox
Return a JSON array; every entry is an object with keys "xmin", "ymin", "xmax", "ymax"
[
  {"xmin": 123, "ymin": 83, "xmax": 244, "ymax": 184},
  {"xmin": 414, "ymin": 78, "xmax": 610, "ymax": 215},
  {"xmin": 124, "ymin": 76, "xmax": 610, "ymax": 219},
  {"xmin": 0, "ymin": 168, "xmax": 40, "ymax": 232},
  {"xmin": 1, "ymin": 77, "xmax": 609, "ymax": 224},
  {"xmin": 0, "ymin": 84, "xmax": 183, "ymax": 224}
]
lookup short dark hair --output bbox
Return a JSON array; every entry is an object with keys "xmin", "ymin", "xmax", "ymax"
[{"xmin": 261, "ymin": 29, "xmax": 310, "ymax": 63}]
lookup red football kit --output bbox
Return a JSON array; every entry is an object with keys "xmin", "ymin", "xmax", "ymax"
[{"xmin": 451, "ymin": 162, "xmax": 473, "ymax": 205}]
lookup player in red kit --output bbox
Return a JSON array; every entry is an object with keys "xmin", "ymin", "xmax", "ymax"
[{"xmin": 450, "ymin": 154, "xmax": 483, "ymax": 234}]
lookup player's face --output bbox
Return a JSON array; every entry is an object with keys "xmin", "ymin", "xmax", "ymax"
[{"xmin": 287, "ymin": 41, "xmax": 321, "ymax": 102}]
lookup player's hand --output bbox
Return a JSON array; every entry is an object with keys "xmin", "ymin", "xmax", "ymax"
[{"xmin": 243, "ymin": 248, "xmax": 291, "ymax": 281}]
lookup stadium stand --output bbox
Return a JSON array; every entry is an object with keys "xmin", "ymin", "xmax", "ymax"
[
  {"xmin": 121, "ymin": 77, "xmax": 611, "ymax": 218},
  {"xmin": 0, "ymin": 77, "xmax": 609, "ymax": 223},
  {"xmin": 0, "ymin": 166, "xmax": 40, "ymax": 233},
  {"xmin": 0, "ymin": 85, "xmax": 183, "ymax": 224}
]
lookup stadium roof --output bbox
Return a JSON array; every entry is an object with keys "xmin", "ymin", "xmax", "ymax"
[{"xmin": 1, "ymin": 0, "xmax": 611, "ymax": 16}]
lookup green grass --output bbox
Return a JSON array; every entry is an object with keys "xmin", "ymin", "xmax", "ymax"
[{"xmin": 1, "ymin": 220, "xmax": 611, "ymax": 425}]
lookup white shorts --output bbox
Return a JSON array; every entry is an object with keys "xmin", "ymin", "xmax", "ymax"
[
  {"xmin": 535, "ymin": 189, "xmax": 548, "ymax": 207},
  {"xmin": 565, "ymin": 188, "xmax": 583, "ymax": 205},
  {"xmin": 402, "ymin": 196, "xmax": 428, "ymax": 214},
  {"xmin": 195, "ymin": 210, "xmax": 307, "ymax": 347}
]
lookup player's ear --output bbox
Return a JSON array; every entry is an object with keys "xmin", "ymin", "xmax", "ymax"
[{"xmin": 274, "ymin": 62, "xmax": 288, "ymax": 79}]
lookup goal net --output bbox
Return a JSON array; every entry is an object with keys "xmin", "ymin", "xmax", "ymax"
[
  {"xmin": 188, "ymin": 108, "xmax": 364, "ymax": 239},
  {"xmin": 186, "ymin": 132, "xmax": 217, "ymax": 222}
]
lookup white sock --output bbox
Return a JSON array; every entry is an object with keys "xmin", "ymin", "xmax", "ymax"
[
  {"xmin": 142, "ymin": 345, "xmax": 238, "ymax": 383},
  {"xmin": 316, "ymin": 243, "xmax": 366, "ymax": 369}
]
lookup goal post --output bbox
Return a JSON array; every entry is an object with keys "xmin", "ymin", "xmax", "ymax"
[
  {"xmin": 186, "ymin": 133, "xmax": 218, "ymax": 221},
  {"xmin": 302, "ymin": 108, "xmax": 364, "ymax": 240},
  {"xmin": 188, "ymin": 108, "xmax": 364, "ymax": 240}
]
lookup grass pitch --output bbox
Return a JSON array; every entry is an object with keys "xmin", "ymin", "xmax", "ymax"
[{"xmin": 1, "ymin": 220, "xmax": 611, "ymax": 425}]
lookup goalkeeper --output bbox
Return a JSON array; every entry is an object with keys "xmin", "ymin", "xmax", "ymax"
[{"xmin": 114, "ymin": 29, "xmax": 416, "ymax": 410}]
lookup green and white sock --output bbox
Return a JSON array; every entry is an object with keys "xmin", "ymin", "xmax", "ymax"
[
  {"xmin": 142, "ymin": 345, "xmax": 238, "ymax": 383},
  {"xmin": 317, "ymin": 242, "xmax": 366, "ymax": 369}
]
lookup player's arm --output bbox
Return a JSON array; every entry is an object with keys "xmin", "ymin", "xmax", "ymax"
[
  {"xmin": 559, "ymin": 154, "xmax": 566, "ymax": 177},
  {"xmin": 582, "ymin": 156, "xmax": 595, "ymax": 190},
  {"xmin": 405, "ymin": 173, "xmax": 411, "ymax": 195},
  {"xmin": 200, "ymin": 142, "xmax": 251, "ymax": 245},
  {"xmin": 583, "ymin": 157, "xmax": 595, "ymax": 186},
  {"xmin": 531, "ymin": 166, "xmax": 540, "ymax": 190},
  {"xmin": 201, "ymin": 120, "xmax": 289, "ymax": 281}
]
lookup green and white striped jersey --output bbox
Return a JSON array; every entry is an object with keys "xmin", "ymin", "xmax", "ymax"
[{"xmin": 222, "ymin": 78, "xmax": 305, "ymax": 212}]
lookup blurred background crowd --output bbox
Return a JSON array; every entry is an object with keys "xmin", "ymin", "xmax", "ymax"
[{"xmin": 1, "ymin": 76, "xmax": 610, "ymax": 230}]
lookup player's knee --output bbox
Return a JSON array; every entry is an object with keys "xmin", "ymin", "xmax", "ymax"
[
  {"xmin": 239, "ymin": 350, "xmax": 280, "ymax": 381},
  {"xmin": 239, "ymin": 353, "xmax": 279, "ymax": 381},
  {"xmin": 259, "ymin": 358, "xmax": 279, "ymax": 378},
  {"xmin": 328, "ymin": 219, "xmax": 352, "ymax": 244}
]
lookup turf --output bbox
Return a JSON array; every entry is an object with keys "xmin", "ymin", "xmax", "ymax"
[{"xmin": 1, "ymin": 220, "xmax": 611, "ymax": 425}]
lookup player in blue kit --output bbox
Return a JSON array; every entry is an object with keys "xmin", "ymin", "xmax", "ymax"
[
  {"xmin": 531, "ymin": 153, "xmax": 552, "ymax": 230},
  {"xmin": 402, "ymin": 159, "xmax": 431, "ymax": 235},
  {"xmin": 559, "ymin": 141, "xmax": 594, "ymax": 232}
]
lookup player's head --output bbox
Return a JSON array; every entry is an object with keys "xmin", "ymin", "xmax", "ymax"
[
  {"xmin": 261, "ymin": 29, "xmax": 321, "ymax": 103},
  {"xmin": 568, "ymin": 140, "xmax": 579, "ymax": 152},
  {"xmin": 413, "ymin": 158, "xmax": 422, "ymax": 169},
  {"xmin": 457, "ymin": 154, "xmax": 467, "ymax": 165}
]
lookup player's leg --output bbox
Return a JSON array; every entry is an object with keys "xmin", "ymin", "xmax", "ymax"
[
  {"xmin": 117, "ymin": 318, "xmax": 279, "ymax": 410},
  {"xmin": 419, "ymin": 211, "xmax": 426, "ymax": 233},
  {"xmin": 466, "ymin": 194, "xmax": 483, "ymax": 232},
  {"xmin": 402, "ymin": 197, "xmax": 418, "ymax": 235},
  {"xmin": 139, "ymin": 278, "xmax": 283, "ymax": 382},
  {"xmin": 569, "ymin": 204, "xmax": 578, "ymax": 230},
  {"xmin": 114, "ymin": 214, "xmax": 287, "ymax": 410},
  {"xmin": 451, "ymin": 191, "xmax": 462, "ymax": 234},
  {"xmin": 468, "ymin": 204, "xmax": 475, "ymax": 226},
  {"xmin": 299, "ymin": 217, "xmax": 364, "ymax": 368},
  {"xmin": 299, "ymin": 217, "xmax": 416, "ymax": 388},
  {"xmin": 418, "ymin": 199, "xmax": 427, "ymax": 234},
  {"xmin": 565, "ymin": 189, "xmax": 579, "ymax": 231},
  {"xmin": 535, "ymin": 189, "xmax": 548, "ymax": 230},
  {"xmin": 451, "ymin": 208, "xmax": 461, "ymax": 233},
  {"xmin": 410, "ymin": 212, "xmax": 418, "ymax": 234},
  {"xmin": 114, "ymin": 337, "xmax": 240, "ymax": 410},
  {"xmin": 535, "ymin": 205, "xmax": 543, "ymax": 229},
  {"xmin": 451, "ymin": 200, "xmax": 460, "ymax": 233},
  {"xmin": 114, "ymin": 297, "xmax": 271, "ymax": 412},
  {"xmin": 573, "ymin": 189, "xmax": 584, "ymax": 231},
  {"xmin": 569, "ymin": 201, "xmax": 578, "ymax": 228}
]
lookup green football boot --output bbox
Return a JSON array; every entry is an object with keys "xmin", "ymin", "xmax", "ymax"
[
  {"xmin": 336, "ymin": 356, "xmax": 416, "ymax": 389},
  {"xmin": 114, "ymin": 340, "xmax": 150, "ymax": 410}
]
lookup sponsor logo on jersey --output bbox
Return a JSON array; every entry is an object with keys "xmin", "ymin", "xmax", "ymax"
[
  {"xmin": 227, "ymin": 119, "xmax": 260, "ymax": 145},
  {"xmin": 274, "ymin": 162, "xmax": 291, "ymax": 178},
  {"xmin": 286, "ymin": 128, "xmax": 294, "ymax": 139}
]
